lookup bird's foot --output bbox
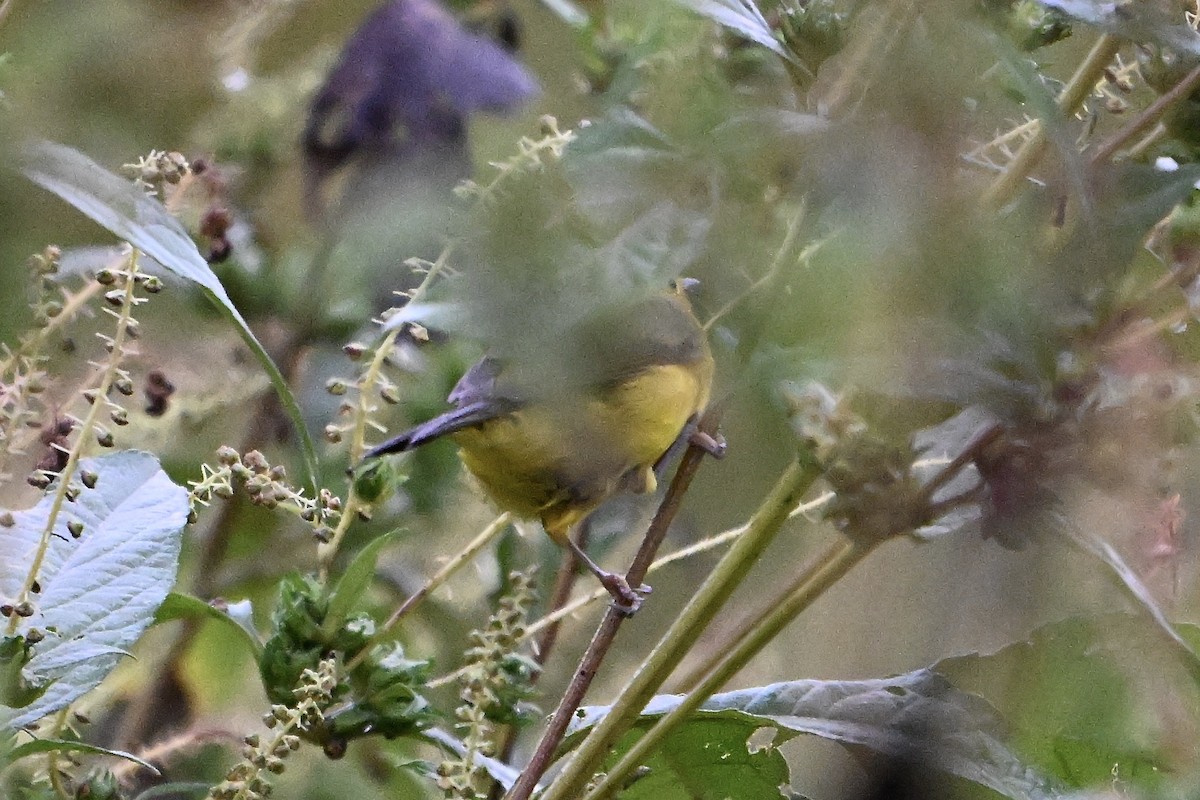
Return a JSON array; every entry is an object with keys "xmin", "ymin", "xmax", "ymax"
[
  {"xmin": 689, "ymin": 429, "xmax": 728, "ymax": 458},
  {"xmin": 599, "ymin": 573, "xmax": 652, "ymax": 616}
]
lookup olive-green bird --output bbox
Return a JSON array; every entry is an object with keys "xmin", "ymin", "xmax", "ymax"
[{"xmin": 362, "ymin": 281, "xmax": 718, "ymax": 611}]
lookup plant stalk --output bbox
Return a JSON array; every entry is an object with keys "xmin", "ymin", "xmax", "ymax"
[
  {"xmin": 525, "ymin": 453, "xmax": 821, "ymax": 800},
  {"xmin": 983, "ymin": 34, "xmax": 1122, "ymax": 210},
  {"xmin": 584, "ymin": 537, "xmax": 871, "ymax": 800},
  {"xmin": 502, "ymin": 413, "xmax": 726, "ymax": 800}
]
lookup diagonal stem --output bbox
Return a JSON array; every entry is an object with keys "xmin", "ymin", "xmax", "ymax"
[
  {"xmin": 523, "ymin": 451, "xmax": 822, "ymax": 800},
  {"xmin": 502, "ymin": 412, "xmax": 725, "ymax": 800}
]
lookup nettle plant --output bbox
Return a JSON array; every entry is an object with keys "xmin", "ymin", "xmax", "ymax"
[{"xmin": 7, "ymin": 1, "xmax": 1200, "ymax": 799}]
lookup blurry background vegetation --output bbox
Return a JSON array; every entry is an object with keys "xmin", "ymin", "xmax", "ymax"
[{"xmin": 6, "ymin": 0, "xmax": 1200, "ymax": 797}]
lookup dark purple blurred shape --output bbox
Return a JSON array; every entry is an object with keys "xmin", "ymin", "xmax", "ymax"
[{"xmin": 303, "ymin": 0, "xmax": 538, "ymax": 220}]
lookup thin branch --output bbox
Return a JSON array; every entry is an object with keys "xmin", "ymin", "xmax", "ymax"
[
  {"xmin": 502, "ymin": 411, "xmax": 725, "ymax": 800},
  {"xmin": 345, "ymin": 512, "xmax": 511, "ymax": 672},
  {"xmin": 584, "ymin": 538, "xmax": 870, "ymax": 800},
  {"xmin": 983, "ymin": 34, "xmax": 1123, "ymax": 210},
  {"xmin": 1089, "ymin": 62, "xmax": 1200, "ymax": 166},
  {"xmin": 583, "ymin": 424, "xmax": 1007, "ymax": 797}
]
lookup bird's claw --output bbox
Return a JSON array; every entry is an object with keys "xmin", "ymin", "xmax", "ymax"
[
  {"xmin": 689, "ymin": 429, "xmax": 728, "ymax": 459},
  {"xmin": 599, "ymin": 573, "xmax": 652, "ymax": 616}
]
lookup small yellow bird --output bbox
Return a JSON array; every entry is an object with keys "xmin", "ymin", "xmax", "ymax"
[{"xmin": 363, "ymin": 281, "xmax": 718, "ymax": 611}]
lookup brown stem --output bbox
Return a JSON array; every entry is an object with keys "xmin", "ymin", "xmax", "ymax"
[{"xmin": 502, "ymin": 411, "xmax": 720, "ymax": 800}]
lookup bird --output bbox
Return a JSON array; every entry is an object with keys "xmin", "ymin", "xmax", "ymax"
[{"xmin": 361, "ymin": 281, "xmax": 721, "ymax": 612}]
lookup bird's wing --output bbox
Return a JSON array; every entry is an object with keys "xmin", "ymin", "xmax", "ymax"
[
  {"xmin": 447, "ymin": 355, "xmax": 505, "ymax": 406},
  {"xmin": 363, "ymin": 356, "xmax": 523, "ymax": 458},
  {"xmin": 363, "ymin": 399, "xmax": 516, "ymax": 458}
]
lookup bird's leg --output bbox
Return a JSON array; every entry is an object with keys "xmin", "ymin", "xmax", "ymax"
[{"xmin": 564, "ymin": 535, "xmax": 650, "ymax": 616}]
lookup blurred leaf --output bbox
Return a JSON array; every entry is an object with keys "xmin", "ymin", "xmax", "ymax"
[
  {"xmin": 595, "ymin": 200, "xmax": 712, "ymax": 292},
  {"xmin": 154, "ymin": 592, "xmax": 262, "ymax": 658},
  {"xmin": 0, "ymin": 451, "xmax": 188, "ymax": 732},
  {"xmin": 7, "ymin": 737, "xmax": 159, "ymax": 774},
  {"xmin": 569, "ymin": 670, "xmax": 1060, "ymax": 800},
  {"xmin": 131, "ymin": 784, "xmax": 212, "ymax": 800},
  {"xmin": 675, "ymin": 0, "xmax": 797, "ymax": 63},
  {"xmin": 20, "ymin": 140, "xmax": 320, "ymax": 490},
  {"xmin": 1051, "ymin": 163, "xmax": 1200, "ymax": 288},
  {"xmin": 565, "ymin": 109, "xmax": 693, "ymax": 233},
  {"xmin": 938, "ymin": 615, "xmax": 1193, "ymax": 792},
  {"xmin": 324, "ymin": 529, "xmax": 405, "ymax": 638},
  {"xmin": 1038, "ymin": 0, "xmax": 1200, "ymax": 55},
  {"xmin": 1061, "ymin": 522, "xmax": 1200, "ymax": 672}
]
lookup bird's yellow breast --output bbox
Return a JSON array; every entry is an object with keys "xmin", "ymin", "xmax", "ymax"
[{"xmin": 451, "ymin": 361, "xmax": 711, "ymax": 541}]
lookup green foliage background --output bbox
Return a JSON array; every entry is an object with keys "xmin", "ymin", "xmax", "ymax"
[{"xmin": 4, "ymin": 0, "xmax": 1200, "ymax": 798}]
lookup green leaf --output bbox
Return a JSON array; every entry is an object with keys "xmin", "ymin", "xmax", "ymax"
[
  {"xmin": 571, "ymin": 670, "xmax": 1060, "ymax": 800},
  {"xmin": 324, "ymin": 529, "xmax": 405, "ymax": 638},
  {"xmin": 7, "ymin": 737, "xmax": 160, "ymax": 774},
  {"xmin": 1062, "ymin": 522, "xmax": 1200, "ymax": 674},
  {"xmin": 153, "ymin": 592, "xmax": 262, "ymax": 658},
  {"xmin": 20, "ymin": 141, "xmax": 319, "ymax": 490},
  {"xmin": 563, "ymin": 713, "xmax": 790, "ymax": 799},
  {"xmin": 0, "ymin": 636, "xmax": 45, "ymax": 709},
  {"xmin": 938, "ymin": 614, "xmax": 1191, "ymax": 793},
  {"xmin": 675, "ymin": 0, "xmax": 796, "ymax": 63},
  {"xmin": 0, "ymin": 451, "xmax": 189, "ymax": 732}
]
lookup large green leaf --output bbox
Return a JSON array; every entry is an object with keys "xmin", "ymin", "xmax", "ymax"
[
  {"xmin": 570, "ymin": 670, "xmax": 1060, "ymax": 800},
  {"xmin": 20, "ymin": 140, "xmax": 319, "ymax": 489},
  {"xmin": 0, "ymin": 451, "xmax": 189, "ymax": 731},
  {"xmin": 938, "ymin": 615, "xmax": 1197, "ymax": 794},
  {"xmin": 565, "ymin": 712, "xmax": 791, "ymax": 800}
]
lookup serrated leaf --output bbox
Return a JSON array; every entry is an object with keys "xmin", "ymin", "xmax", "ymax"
[
  {"xmin": 613, "ymin": 717, "xmax": 791, "ymax": 800},
  {"xmin": 675, "ymin": 0, "xmax": 796, "ymax": 63},
  {"xmin": 154, "ymin": 593, "xmax": 262, "ymax": 657},
  {"xmin": 572, "ymin": 670, "xmax": 1061, "ymax": 800},
  {"xmin": 324, "ymin": 529, "xmax": 405, "ymax": 636},
  {"xmin": 8, "ymin": 737, "xmax": 160, "ymax": 774},
  {"xmin": 20, "ymin": 141, "xmax": 319, "ymax": 489},
  {"xmin": 0, "ymin": 451, "xmax": 188, "ymax": 732},
  {"xmin": 596, "ymin": 201, "xmax": 712, "ymax": 291}
]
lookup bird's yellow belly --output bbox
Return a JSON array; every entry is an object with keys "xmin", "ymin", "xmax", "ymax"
[{"xmin": 451, "ymin": 363, "xmax": 708, "ymax": 540}]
